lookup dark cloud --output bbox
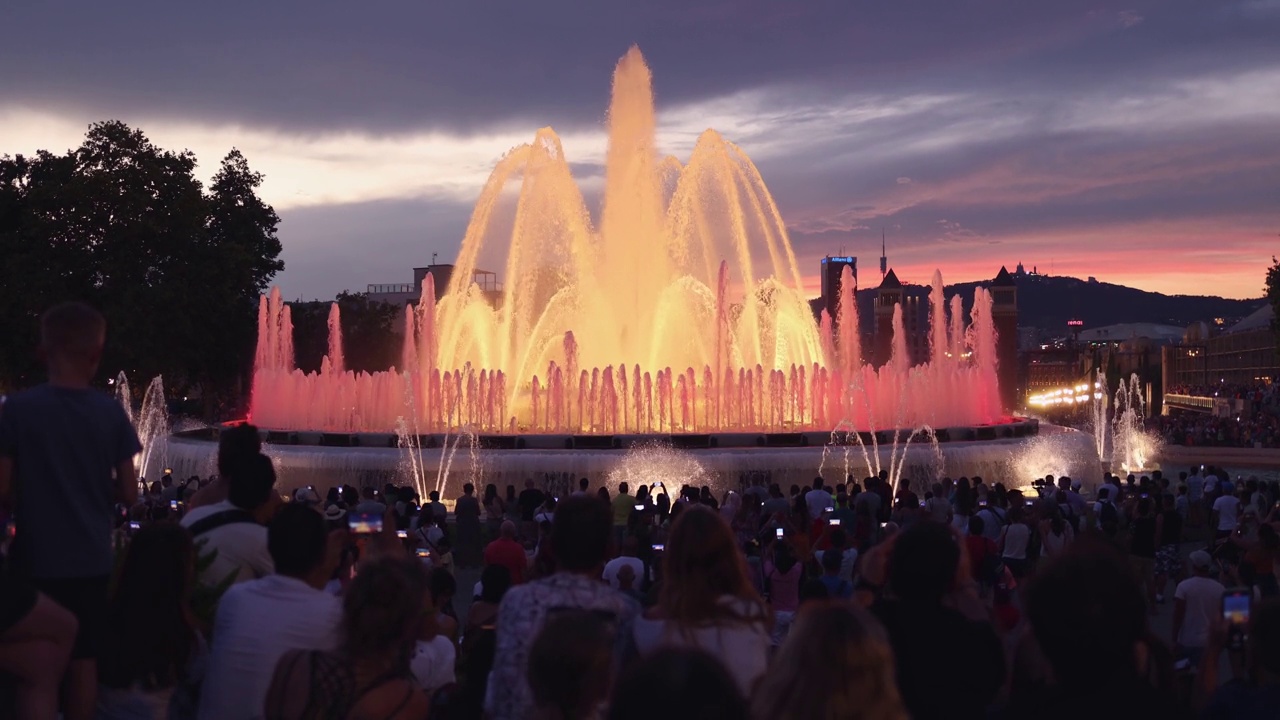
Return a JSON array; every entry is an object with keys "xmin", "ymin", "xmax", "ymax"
[{"xmin": 2, "ymin": 0, "xmax": 1275, "ymax": 134}]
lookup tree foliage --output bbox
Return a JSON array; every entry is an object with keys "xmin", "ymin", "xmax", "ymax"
[
  {"xmin": 0, "ymin": 121, "xmax": 282, "ymax": 402},
  {"xmin": 289, "ymin": 292, "xmax": 402, "ymax": 375},
  {"xmin": 1267, "ymin": 255, "xmax": 1280, "ymax": 344}
]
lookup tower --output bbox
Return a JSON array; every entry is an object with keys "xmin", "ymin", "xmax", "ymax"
[
  {"xmin": 990, "ymin": 266, "xmax": 1019, "ymax": 412},
  {"xmin": 873, "ymin": 269, "xmax": 903, "ymax": 367},
  {"xmin": 820, "ymin": 255, "xmax": 857, "ymax": 321},
  {"xmin": 879, "ymin": 229, "xmax": 887, "ymax": 279}
]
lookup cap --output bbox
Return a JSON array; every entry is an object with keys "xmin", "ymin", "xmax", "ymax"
[
  {"xmin": 1189, "ymin": 550, "xmax": 1213, "ymax": 570},
  {"xmin": 1070, "ymin": 479, "xmax": 1082, "ymax": 490},
  {"xmin": 294, "ymin": 487, "xmax": 322, "ymax": 505},
  {"xmin": 323, "ymin": 504, "xmax": 346, "ymax": 521}
]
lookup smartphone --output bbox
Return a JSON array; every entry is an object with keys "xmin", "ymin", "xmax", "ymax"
[
  {"xmin": 919, "ymin": 501, "xmax": 927, "ymax": 508},
  {"xmin": 634, "ymin": 504, "xmax": 644, "ymax": 511},
  {"xmin": 396, "ymin": 530, "xmax": 409, "ymax": 539},
  {"xmin": 979, "ymin": 500, "xmax": 988, "ymax": 507},
  {"xmin": 775, "ymin": 527, "xmax": 784, "ymax": 539},
  {"xmin": 348, "ymin": 511, "xmax": 383, "ymax": 535},
  {"xmin": 825, "ymin": 506, "xmax": 834, "ymax": 513},
  {"xmin": 1025, "ymin": 500, "xmax": 1034, "ymax": 507},
  {"xmin": 880, "ymin": 521, "xmax": 888, "ymax": 529},
  {"xmin": 651, "ymin": 543, "xmax": 664, "ymax": 552},
  {"xmin": 415, "ymin": 548, "xmax": 431, "ymax": 558},
  {"xmin": 1223, "ymin": 589, "xmax": 1251, "ymax": 649},
  {"xmin": 829, "ymin": 518, "xmax": 841, "ymax": 526},
  {"xmin": 164, "ymin": 468, "xmax": 172, "ymax": 475},
  {"xmin": 128, "ymin": 521, "xmax": 141, "ymax": 532}
]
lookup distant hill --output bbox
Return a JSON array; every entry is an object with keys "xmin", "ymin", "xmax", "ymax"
[{"xmin": 830, "ymin": 271, "xmax": 1264, "ymax": 335}]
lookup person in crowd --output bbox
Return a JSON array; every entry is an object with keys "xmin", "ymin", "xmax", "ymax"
[
  {"xmin": 570, "ymin": 477, "xmax": 591, "ymax": 497},
  {"xmin": 264, "ymin": 556, "xmax": 431, "ymax": 719},
  {"xmin": 924, "ymin": 482, "xmax": 952, "ymax": 524},
  {"xmin": 603, "ymin": 536, "xmax": 645, "ymax": 591},
  {"xmin": 612, "ymin": 482, "xmax": 635, "ymax": 547},
  {"xmin": 483, "ymin": 483, "xmax": 506, "ymax": 537},
  {"xmin": 1244, "ymin": 523, "xmax": 1280, "ymax": 598},
  {"xmin": 181, "ymin": 451, "xmax": 277, "ymax": 587},
  {"xmin": 609, "ymin": 647, "xmax": 748, "ymax": 720},
  {"xmin": 752, "ymin": 602, "xmax": 908, "ymax": 720},
  {"xmin": 198, "ymin": 503, "xmax": 345, "ymax": 720},
  {"xmin": 426, "ymin": 490, "xmax": 448, "ymax": 524},
  {"xmin": 760, "ymin": 484, "xmax": 790, "ymax": 524},
  {"xmin": 762, "ymin": 534, "xmax": 802, "ymax": 645},
  {"xmin": 0, "ymin": 566, "xmax": 77, "ymax": 720},
  {"xmin": 534, "ymin": 495, "xmax": 557, "ymax": 525},
  {"xmin": 633, "ymin": 506, "xmax": 771, "ymax": 696},
  {"xmin": 1200, "ymin": 598, "xmax": 1280, "ymax": 718},
  {"xmin": 804, "ymin": 477, "xmax": 833, "ymax": 519},
  {"xmin": 1012, "ymin": 540, "xmax": 1186, "ymax": 719},
  {"xmin": 1153, "ymin": 493, "xmax": 1183, "ymax": 602},
  {"xmin": 1038, "ymin": 504, "xmax": 1074, "ymax": 560},
  {"xmin": 454, "ymin": 482, "xmax": 483, "ymax": 569},
  {"xmin": 1128, "ymin": 496, "xmax": 1160, "ymax": 611},
  {"xmin": 526, "ymin": 611, "xmax": 615, "ymax": 720},
  {"xmin": 872, "ymin": 522, "xmax": 1003, "ymax": 720},
  {"xmin": 519, "ymin": 479, "xmax": 547, "ymax": 540},
  {"xmin": 997, "ymin": 506, "xmax": 1032, "ymax": 579},
  {"xmin": 1171, "ymin": 550, "xmax": 1225, "ymax": 666},
  {"xmin": 484, "ymin": 520, "xmax": 528, "ymax": 585},
  {"xmin": 411, "ymin": 588, "xmax": 456, "ymax": 698},
  {"xmin": 96, "ymin": 524, "xmax": 205, "ymax": 720},
  {"xmin": 487, "ymin": 495, "xmax": 640, "ymax": 719},
  {"xmin": 452, "ymin": 565, "xmax": 511, "ymax": 720},
  {"xmin": 353, "ymin": 485, "xmax": 387, "ymax": 516},
  {"xmin": 597, "ymin": 486, "xmax": 612, "ymax": 505},
  {"xmin": 427, "ymin": 566, "xmax": 459, "ymax": 644},
  {"xmin": 1212, "ymin": 486, "xmax": 1241, "ymax": 540},
  {"xmin": 0, "ymin": 302, "xmax": 141, "ymax": 720},
  {"xmin": 818, "ymin": 549, "xmax": 853, "ymax": 599}
]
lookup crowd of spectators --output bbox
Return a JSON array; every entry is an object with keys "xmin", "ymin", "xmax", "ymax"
[
  {"xmin": 4, "ymin": 303, "xmax": 1280, "ymax": 719},
  {"xmin": 1157, "ymin": 383, "xmax": 1279, "ymax": 448}
]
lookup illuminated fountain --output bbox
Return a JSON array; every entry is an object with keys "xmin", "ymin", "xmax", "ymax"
[
  {"xmin": 163, "ymin": 47, "xmax": 1099, "ymax": 495},
  {"xmin": 248, "ymin": 47, "xmax": 1003, "ymax": 436},
  {"xmin": 115, "ymin": 372, "xmax": 170, "ymax": 481}
]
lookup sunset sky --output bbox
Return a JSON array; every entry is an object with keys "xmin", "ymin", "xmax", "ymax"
[{"xmin": 3, "ymin": 1, "xmax": 1278, "ymax": 300}]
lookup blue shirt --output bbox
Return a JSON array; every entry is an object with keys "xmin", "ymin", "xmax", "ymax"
[{"xmin": 0, "ymin": 384, "xmax": 140, "ymax": 578}]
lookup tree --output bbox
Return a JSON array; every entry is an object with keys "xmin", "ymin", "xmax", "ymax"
[
  {"xmin": 1267, "ymin": 255, "xmax": 1280, "ymax": 345},
  {"xmin": 0, "ymin": 122, "xmax": 282, "ymax": 404},
  {"xmin": 288, "ymin": 293, "xmax": 401, "ymax": 375}
]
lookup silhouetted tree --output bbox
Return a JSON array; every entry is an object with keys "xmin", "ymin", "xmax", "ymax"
[
  {"xmin": 0, "ymin": 122, "xmax": 282, "ymax": 403},
  {"xmin": 1267, "ymin": 255, "xmax": 1280, "ymax": 345}
]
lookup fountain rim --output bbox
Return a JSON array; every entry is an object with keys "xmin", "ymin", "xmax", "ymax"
[{"xmin": 172, "ymin": 416, "xmax": 1039, "ymax": 450}]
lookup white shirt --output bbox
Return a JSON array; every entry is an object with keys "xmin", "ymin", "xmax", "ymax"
[
  {"xmin": 999, "ymin": 523, "xmax": 1032, "ymax": 560},
  {"xmin": 837, "ymin": 548, "xmax": 858, "ymax": 583},
  {"xmin": 197, "ymin": 575, "xmax": 342, "ymax": 720},
  {"xmin": 1213, "ymin": 495, "xmax": 1240, "ymax": 531},
  {"xmin": 411, "ymin": 636, "xmax": 457, "ymax": 694},
  {"xmin": 602, "ymin": 556, "xmax": 645, "ymax": 590},
  {"xmin": 925, "ymin": 496, "xmax": 951, "ymax": 523},
  {"xmin": 1175, "ymin": 575, "xmax": 1226, "ymax": 648},
  {"xmin": 632, "ymin": 598, "xmax": 770, "ymax": 696},
  {"xmin": 805, "ymin": 489, "xmax": 834, "ymax": 519},
  {"xmin": 181, "ymin": 500, "xmax": 274, "ymax": 586}
]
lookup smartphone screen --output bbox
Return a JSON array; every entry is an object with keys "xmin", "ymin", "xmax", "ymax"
[
  {"xmin": 829, "ymin": 518, "xmax": 841, "ymax": 526},
  {"xmin": 651, "ymin": 543, "xmax": 664, "ymax": 552},
  {"xmin": 634, "ymin": 504, "xmax": 644, "ymax": 511},
  {"xmin": 415, "ymin": 548, "xmax": 431, "ymax": 558},
  {"xmin": 1224, "ymin": 590, "xmax": 1251, "ymax": 648},
  {"xmin": 348, "ymin": 511, "xmax": 383, "ymax": 535},
  {"xmin": 775, "ymin": 527, "xmax": 784, "ymax": 538},
  {"xmin": 396, "ymin": 530, "xmax": 409, "ymax": 539},
  {"xmin": 170, "ymin": 500, "xmax": 179, "ymax": 511}
]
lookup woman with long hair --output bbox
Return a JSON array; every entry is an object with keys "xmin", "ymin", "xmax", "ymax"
[
  {"xmin": 482, "ymin": 483, "xmax": 505, "ymax": 538},
  {"xmin": 96, "ymin": 524, "xmax": 205, "ymax": 720},
  {"xmin": 1039, "ymin": 504, "xmax": 1075, "ymax": 559},
  {"xmin": 264, "ymin": 557, "xmax": 431, "ymax": 720},
  {"xmin": 751, "ymin": 602, "xmax": 908, "ymax": 720},
  {"xmin": 633, "ymin": 506, "xmax": 771, "ymax": 696},
  {"xmin": 764, "ymin": 533, "xmax": 802, "ymax": 646}
]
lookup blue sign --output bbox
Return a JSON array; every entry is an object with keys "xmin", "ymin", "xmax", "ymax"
[{"xmin": 824, "ymin": 256, "xmax": 855, "ymax": 263}]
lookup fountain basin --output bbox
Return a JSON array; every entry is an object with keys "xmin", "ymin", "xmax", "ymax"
[{"xmin": 157, "ymin": 419, "xmax": 1100, "ymax": 498}]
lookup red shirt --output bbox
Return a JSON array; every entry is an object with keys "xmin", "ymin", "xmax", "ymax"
[{"xmin": 483, "ymin": 537, "xmax": 528, "ymax": 585}]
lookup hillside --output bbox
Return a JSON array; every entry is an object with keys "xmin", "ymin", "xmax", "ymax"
[{"xmin": 836, "ymin": 272, "xmax": 1263, "ymax": 334}]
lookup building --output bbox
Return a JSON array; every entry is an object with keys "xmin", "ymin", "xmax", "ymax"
[
  {"xmin": 1162, "ymin": 303, "xmax": 1278, "ymax": 411},
  {"xmin": 366, "ymin": 263, "xmax": 503, "ymax": 307},
  {"xmin": 990, "ymin": 267, "xmax": 1019, "ymax": 411},
  {"xmin": 818, "ymin": 255, "xmax": 857, "ymax": 321}
]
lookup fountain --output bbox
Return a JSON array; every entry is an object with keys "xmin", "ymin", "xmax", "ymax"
[
  {"xmin": 1089, "ymin": 370, "xmax": 1162, "ymax": 475},
  {"xmin": 115, "ymin": 372, "xmax": 170, "ymax": 481},
  {"xmin": 161, "ymin": 47, "xmax": 1098, "ymax": 496}
]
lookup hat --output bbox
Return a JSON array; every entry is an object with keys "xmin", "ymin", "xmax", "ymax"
[
  {"xmin": 293, "ymin": 487, "xmax": 321, "ymax": 505},
  {"xmin": 1189, "ymin": 550, "xmax": 1214, "ymax": 570},
  {"xmin": 1070, "ymin": 479, "xmax": 1082, "ymax": 490},
  {"xmin": 323, "ymin": 504, "xmax": 346, "ymax": 522}
]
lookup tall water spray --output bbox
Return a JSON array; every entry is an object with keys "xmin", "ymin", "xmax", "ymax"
[
  {"xmin": 248, "ymin": 47, "xmax": 1006, "ymax": 435},
  {"xmin": 115, "ymin": 373, "xmax": 170, "ymax": 480}
]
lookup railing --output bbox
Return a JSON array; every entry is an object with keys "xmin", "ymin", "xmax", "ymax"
[
  {"xmin": 367, "ymin": 283, "xmax": 415, "ymax": 294},
  {"xmin": 1164, "ymin": 394, "xmax": 1215, "ymax": 411}
]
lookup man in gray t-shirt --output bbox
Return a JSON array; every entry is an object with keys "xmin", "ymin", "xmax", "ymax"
[{"xmin": 0, "ymin": 302, "xmax": 140, "ymax": 720}]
